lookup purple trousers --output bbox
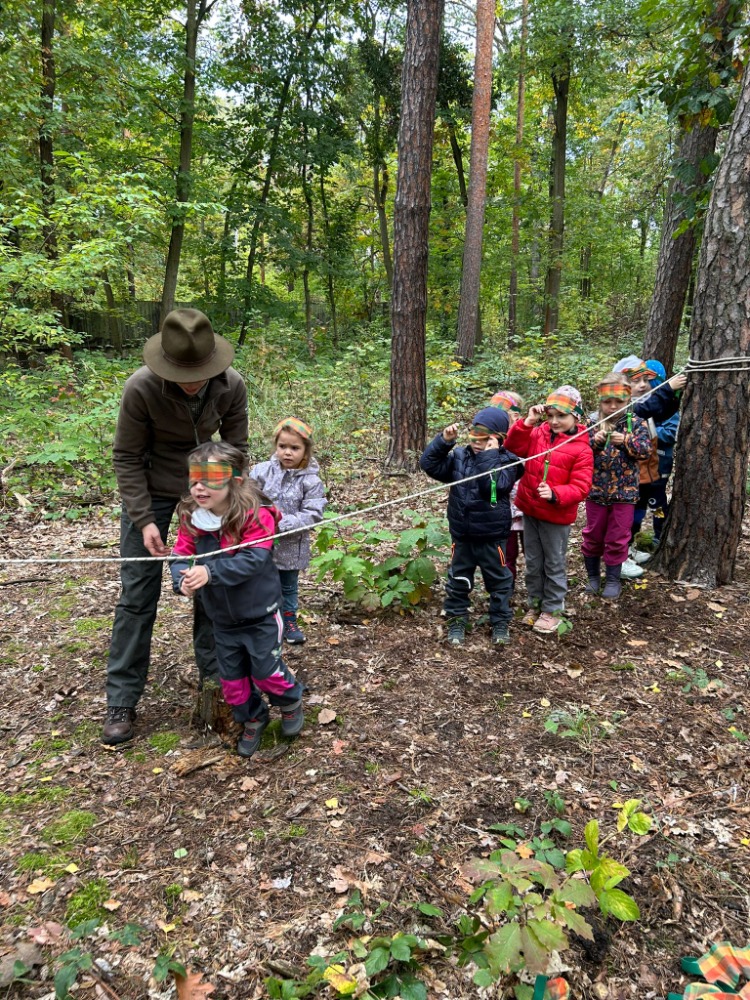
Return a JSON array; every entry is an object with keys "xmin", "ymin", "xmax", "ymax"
[{"xmin": 582, "ymin": 501, "xmax": 634, "ymax": 567}]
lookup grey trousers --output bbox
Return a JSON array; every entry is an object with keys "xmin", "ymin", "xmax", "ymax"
[
  {"xmin": 523, "ymin": 515, "xmax": 571, "ymax": 613},
  {"xmin": 105, "ymin": 496, "xmax": 219, "ymax": 709}
]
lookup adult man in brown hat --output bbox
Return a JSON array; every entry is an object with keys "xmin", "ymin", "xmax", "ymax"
[{"xmin": 102, "ymin": 308, "xmax": 248, "ymax": 746}]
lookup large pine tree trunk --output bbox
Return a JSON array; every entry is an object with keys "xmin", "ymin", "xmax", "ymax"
[
  {"xmin": 542, "ymin": 60, "xmax": 570, "ymax": 336},
  {"xmin": 651, "ymin": 63, "xmax": 750, "ymax": 587},
  {"xmin": 455, "ymin": 0, "xmax": 495, "ymax": 363},
  {"xmin": 640, "ymin": 123, "xmax": 718, "ymax": 370},
  {"xmin": 386, "ymin": 0, "xmax": 444, "ymax": 470},
  {"xmin": 642, "ymin": 0, "xmax": 737, "ymax": 370}
]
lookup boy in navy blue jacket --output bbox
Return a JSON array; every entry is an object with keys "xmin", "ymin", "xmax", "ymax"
[{"xmin": 420, "ymin": 407, "xmax": 523, "ymax": 647}]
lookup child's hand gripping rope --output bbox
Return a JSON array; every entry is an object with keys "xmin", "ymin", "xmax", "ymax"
[{"xmin": 179, "ymin": 555, "xmax": 209, "ymax": 597}]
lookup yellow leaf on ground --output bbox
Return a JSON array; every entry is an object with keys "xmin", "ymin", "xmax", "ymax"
[
  {"xmin": 323, "ymin": 964, "xmax": 358, "ymax": 995},
  {"xmin": 102, "ymin": 899, "xmax": 122, "ymax": 911},
  {"xmin": 27, "ymin": 878, "xmax": 55, "ymax": 894}
]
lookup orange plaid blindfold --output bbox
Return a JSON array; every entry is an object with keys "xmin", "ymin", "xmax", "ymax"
[{"xmin": 189, "ymin": 461, "xmax": 242, "ymax": 490}]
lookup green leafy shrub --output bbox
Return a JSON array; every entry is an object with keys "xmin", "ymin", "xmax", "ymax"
[{"xmin": 311, "ymin": 510, "xmax": 450, "ymax": 610}]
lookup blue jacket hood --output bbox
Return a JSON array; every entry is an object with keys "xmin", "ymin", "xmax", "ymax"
[
  {"xmin": 645, "ymin": 359, "xmax": 666, "ymax": 386},
  {"xmin": 473, "ymin": 407, "xmax": 510, "ymax": 436}
]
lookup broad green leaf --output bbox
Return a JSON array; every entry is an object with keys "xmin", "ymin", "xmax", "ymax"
[
  {"xmin": 584, "ymin": 820, "xmax": 599, "ymax": 858},
  {"xmin": 628, "ymin": 812, "xmax": 652, "ymax": 835},
  {"xmin": 415, "ymin": 902, "xmax": 442, "ymax": 917},
  {"xmin": 399, "ymin": 977, "xmax": 428, "ymax": 1000},
  {"xmin": 389, "ymin": 937, "xmax": 412, "ymax": 961},
  {"xmin": 473, "ymin": 968, "xmax": 495, "ymax": 988},
  {"xmin": 565, "ymin": 849, "xmax": 585, "ymax": 873},
  {"xmin": 519, "ymin": 924, "xmax": 550, "ymax": 975},
  {"xmin": 556, "ymin": 903, "xmax": 595, "ymax": 940},
  {"xmin": 526, "ymin": 918, "xmax": 568, "ymax": 952},
  {"xmin": 485, "ymin": 881, "xmax": 515, "ymax": 916},
  {"xmin": 364, "ymin": 946, "xmax": 390, "ymax": 976},
  {"xmin": 557, "ymin": 878, "xmax": 596, "ymax": 907},
  {"xmin": 484, "ymin": 923, "xmax": 523, "ymax": 975},
  {"xmin": 599, "ymin": 888, "xmax": 640, "ymax": 921}
]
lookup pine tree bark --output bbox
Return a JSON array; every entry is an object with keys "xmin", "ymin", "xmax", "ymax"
[
  {"xmin": 542, "ymin": 58, "xmax": 570, "ymax": 335},
  {"xmin": 455, "ymin": 0, "xmax": 495, "ymax": 363},
  {"xmin": 640, "ymin": 122, "xmax": 718, "ymax": 370},
  {"xmin": 651, "ymin": 63, "xmax": 750, "ymax": 587},
  {"xmin": 642, "ymin": 0, "xmax": 737, "ymax": 370},
  {"xmin": 387, "ymin": 0, "xmax": 444, "ymax": 469}
]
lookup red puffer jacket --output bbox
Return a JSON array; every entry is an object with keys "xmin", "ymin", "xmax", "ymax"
[{"xmin": 504, "ymin": 420, "xmax": 593, "ymax": 525}]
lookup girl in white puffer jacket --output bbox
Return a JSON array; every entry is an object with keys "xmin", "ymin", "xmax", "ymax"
[{"xmin": 250, "ymin": 417, "xmax": 327, "ymax": 644}]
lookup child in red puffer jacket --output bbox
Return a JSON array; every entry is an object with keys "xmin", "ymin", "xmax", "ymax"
[{"xmin": 505, "ymin": 385, "xmax": 593, "ymax": 635}]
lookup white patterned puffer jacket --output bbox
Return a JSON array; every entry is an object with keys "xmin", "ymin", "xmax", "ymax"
[{"xmin": 249, "ymin": 455, "xmax": 327, "ymax": 570}]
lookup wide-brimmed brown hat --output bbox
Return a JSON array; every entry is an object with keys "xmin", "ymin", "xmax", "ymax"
[{"xmin": 143, "ymin": 308, "xmax": 234, "ymax": 382}]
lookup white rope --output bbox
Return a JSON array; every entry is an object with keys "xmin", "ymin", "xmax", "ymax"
[{"xmin": 0, "ymin": 362, "xmax": 729, "ymax": 568}]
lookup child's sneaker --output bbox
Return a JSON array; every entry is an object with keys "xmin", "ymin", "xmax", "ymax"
[
  {"xmin": 620, "ymin": 557, "xmax": 644, "ymax": 579},
  {"xmin": 492, "ymin": 623, "xmax": 510, "ymax": 645},
  {"xmin": 521, "ymin": 607, "xmax": 538, "ymax": 627},
  {"xmin": 633, "ymin": 549, "xmax": 651, "ymax": 565},
  {"xmin": 533, "ymin": 612, "xmax": 561, "ymax": 635},
  {"xmin": 283, "ymin": 611, "xmax": 306, "ymax": 644},
  {"xmin": 446, "ymin": 618, "xmax": 466, "ymax": 646},
  {"xmin": 237, "ymin": 706, "xmax": 269, "ymax": 759},
  {"xmin": 280, "ymin": 700, "xmax": 304, "ymax": 737}
]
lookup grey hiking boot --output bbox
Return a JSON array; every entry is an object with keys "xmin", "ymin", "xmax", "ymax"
[
  {"xmin": 101, "ymin": 706, "xmax": 136, "ymax": 746},
  {"xmin": 446, "ymin": 619, "xmax": 466, "ymax": 646},
  {"xmin": 583, "ymin": 555, "xmax": 601, "ymax": 594},
  {"xmin": 237, "ymin": 706, "xmax": 269, "ymax": 759},
  {"xmin": 492, "ymin": 623, "xmax": 510, "ymax": 645},
  {"xmin": 602, "ymin": 564, "xmax": 623, "ymax": 600},
  {"xmin": 280, "ymin": 700, "xmax": 304, "ymax": 737}
]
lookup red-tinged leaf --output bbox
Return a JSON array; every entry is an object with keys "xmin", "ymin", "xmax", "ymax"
[
  {"xmin": 519, "ymin": 924, "xmax": 550, "ymax": 975},
  {"xmin": 175, "ymin": 969, "xmax": 216, "ymax": 999},
  {"xmin": 484, "ymin": 923, "xmax": 522, "ymax": 975}
]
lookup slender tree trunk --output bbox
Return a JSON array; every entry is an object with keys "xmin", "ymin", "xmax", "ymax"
[
  {"xmin": 651, "ymin": 63, "xmax": 750, "ymax": 587},
  {"xmin": 508, "ymin": 0, "xmax": 528, "ymax": 345},
  {"xmin": 160, "ymin": 0, "xmax": 209, "ymax": 324},
  {"xmin": 103, "ymin": 274, "xmax": 123, "ymax": 353},
  {"xmin": 579, "ymin": 118, "xmax": 623, "ymax": 300},
  {"xmin": 542, "ymin": 58, "xmax": 570, "ymax": 336},
  {"xmin": 455, "ymin": 0, "xmax": 495, "ymax": 362},
  {"xmin": 39, "ymin": 0, "xmax": 71, "ymax": 358},
  {"xmin": 301, "ymin": 122, "xmax": 315, "ymax": 357},
  {"xmin": 447, "ymin": 121, "xmax": 468, "ymax": 207},
  {"xmin": 641, "ymin": 123, "xmax": 718, "ymax": 370},
  {"xmin": 374, "ymin": 157, "xmax": 393, "ymax": 288},
  {"xmin": 318, "ymin": 157, "xmax": 339, "ymax": 348},
  {"xmin": 237, "ymin": 10, "xmax": 322, "ymax": 345},
  {"xmin": 387, "ymin": 0, "xmax": 444, "ymax": 469}
]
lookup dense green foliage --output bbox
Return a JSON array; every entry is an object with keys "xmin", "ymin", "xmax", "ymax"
[{"xmin": 1, "ymin": 0, "xmax": 744, "ymax": 358}]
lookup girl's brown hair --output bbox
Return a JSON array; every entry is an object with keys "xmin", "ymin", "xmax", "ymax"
[{"xmin": 178, "ymin": 442, "xmax": 269, "ymax": 545}]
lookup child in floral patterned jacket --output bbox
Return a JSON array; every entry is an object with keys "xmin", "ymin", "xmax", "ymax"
[
  {"xmin": 250, "ymin": 418, "xmax": 327, "ymax": 645},
  {"xmin": 582, "ymin": 374, "xmax": 652, "ymax": 600}
]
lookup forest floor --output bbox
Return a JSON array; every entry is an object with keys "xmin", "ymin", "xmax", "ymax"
[{"xmin": 1, "ymin": 471, "xmax": 749, "ymax": 1000}]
